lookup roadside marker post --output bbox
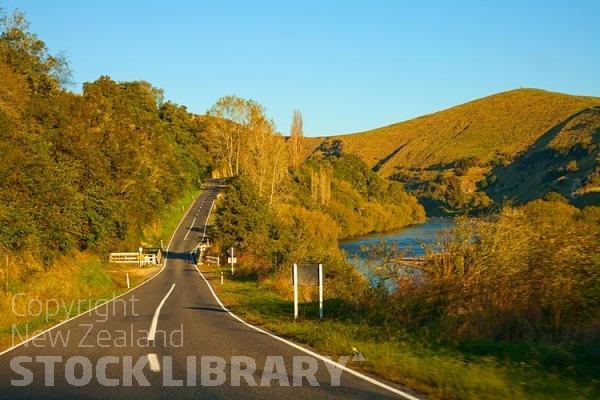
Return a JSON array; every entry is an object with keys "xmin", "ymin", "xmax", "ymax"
[
  {"xmin": 319, "ymin": 263, "xmax": 323, "ymax": 319},
  {"xmin": 293, "ymin": 264, "xmax": 298, "ymax": 319},
  {"xmin": 292, "ymin": 263, "xmax": 324, "ymax": 320}
]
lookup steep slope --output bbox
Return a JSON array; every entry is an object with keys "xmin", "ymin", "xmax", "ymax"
[
  {"xmin": 326, "ymin": 89, "xmax": 600, "ymax": 213},
  {"xmin": 487, "ymin": 106, "xmax": 600, "ymax": 206},
  {"xmin": 336, "ymin": 89, "xmax": 599, "ymax": 174}
]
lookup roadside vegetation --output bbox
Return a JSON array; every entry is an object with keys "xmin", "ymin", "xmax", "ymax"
[
  {"xmin": 0, "ymin": 11, "xmax": 208, "ymax": 349},
  {"xmin": 0, "ymin": 186, "xmax": 199, "ymax": 351},
  {"xmin": 203, "ymin": 92, "xmax": 599, "ymax": 398},
  {"xmin": 0, "ymin": 255, "xmax": 160, "ymax": 351},
  {"xmin": 207, "ymin": 196, "xmax": 600, "ymax": 399}
]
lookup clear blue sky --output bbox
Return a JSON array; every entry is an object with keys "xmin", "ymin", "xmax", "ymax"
[{"xmin": 2, "ymin": 0, "xmax": 599, "ymax": 136}]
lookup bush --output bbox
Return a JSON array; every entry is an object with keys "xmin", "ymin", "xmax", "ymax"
[{"xmin": 382, "ymin": 200, "xmax": 600, "ymax": 342}]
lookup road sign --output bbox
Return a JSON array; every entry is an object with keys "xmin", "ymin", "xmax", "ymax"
[
  {"xmin": 293, "ymin": 264, "xmax": 320, "ymax": 286},
  {"xmin": 227, "ymin": 247, "xmax": 235, "ymax": 275},
  {"xmin": 292, "ymin": 263, "xmax": 323, "ymax": 320}
]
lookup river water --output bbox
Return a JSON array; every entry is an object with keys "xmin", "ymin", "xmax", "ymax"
[{"xmin": 338, "ymin": 217, "xmax": 454, "ymax": 287}]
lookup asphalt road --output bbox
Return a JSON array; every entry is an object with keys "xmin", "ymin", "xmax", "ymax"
[{"xmin": 0, "ymin": 181, "xmax": 422, "ymax": 399}]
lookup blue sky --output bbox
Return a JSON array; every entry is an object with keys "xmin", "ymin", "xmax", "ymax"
[{"xmin": 2, "ymin": 0, "xmax": 599, "ymax": 136}]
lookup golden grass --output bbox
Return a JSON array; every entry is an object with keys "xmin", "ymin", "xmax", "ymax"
[
  {"xmin": 0, "ymin": 251, "xmax": 160, "ymax": 351},
  {"xmin": 329, "ymin": 88, "xmax": 600, "ymax": 176},
  {"xmin": 0, "ymin": 187, "xmax": 199, "ymax": 352}
]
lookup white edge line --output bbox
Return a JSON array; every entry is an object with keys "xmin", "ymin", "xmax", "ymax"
[
  {"xmin": 147, "ymin": 283, "xmax": 176, "ymax": 341},
  {"xmin": 0, "ymin": 190, "xmax": 206, "ymax": 358},
  {"xmin": 193, "ymin": 265, "xmax": 421, "ymax": 400},
  {"xmin": 148, "ymin": 353, "xmax": 160, "ymax": 372}
]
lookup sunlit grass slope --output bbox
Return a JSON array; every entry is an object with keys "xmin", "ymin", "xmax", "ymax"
[{"xmin": 334, "ymin": 88, "xmax": 600, "ymax": 176}]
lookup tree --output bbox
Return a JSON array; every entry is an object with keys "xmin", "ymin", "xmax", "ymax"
[
  {"xmin": 243, "ymin": 103, "xmax": 288, "ymax": 205},
  {"xmin": 214, "ymin": 176, "xmax": 272, "ymax": 250},
  {"xmin": 207, "ymin": 96, "xmax": 249, "ymax": 176},
  {"xmin": 207, "ymin": 96, "xmax": 289, "ymax": 205},
  {"xmin": 289, "ymin": 110, "xmax": 304, "ymax": 168},
  {"xmin": 311, "ymin": 164, "xmax": 331, "ymax": 206},
  {"xmin": 0, "ymin": 10, "xmax": 72, "ymax": 92}
]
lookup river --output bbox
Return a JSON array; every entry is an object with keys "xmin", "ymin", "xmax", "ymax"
[{"xmin": 338, "ymin": 217, "xmax": 455, "ymax": 288}]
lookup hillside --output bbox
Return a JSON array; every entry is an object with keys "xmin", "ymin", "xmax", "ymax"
[
  {"xmin": 324, "ymin": 89, "xmax": 600, "ymax": 213},
  {"xmin": 0, "ymin": 19, "xmax": 212, "ymax": 265}
]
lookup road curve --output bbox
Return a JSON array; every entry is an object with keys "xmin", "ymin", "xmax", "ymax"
[{"xmin": 0, "ymin": 181, "xmax": 423, "ymax": 399}]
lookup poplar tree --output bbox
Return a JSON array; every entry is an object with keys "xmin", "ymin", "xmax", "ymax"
[{"xmin": 289, "ymin": 110, "xmax": 304, "ymax": 168}]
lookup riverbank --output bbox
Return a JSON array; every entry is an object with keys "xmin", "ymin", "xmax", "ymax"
[
  {"xmin": 205, "ymin": 203, "xmax": 599, "ymax": 399},
  {"xmin": 339, "ymin": 217, "xmax": 454, "ymax": 288},
  {"xmin": 339, "ymin": 217, "xmax": 454, "ymax": 257}
]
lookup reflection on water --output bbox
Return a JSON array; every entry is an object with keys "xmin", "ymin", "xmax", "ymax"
[{"xmin": 339, "ymin": 218, "xmax": 454, "ymax": 288}]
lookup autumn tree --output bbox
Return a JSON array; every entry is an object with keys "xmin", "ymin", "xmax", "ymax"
[
  {"xmin": 311, "ymin": 164, "xmax": 331, "ymax": 206},
  {"xmin": 242, "ymin": 103, "xmax": 288, "ymax": 205},
  {"xmin": 207, "ymin": 96, "xmax": 249, "ymax": 177},
  {"xmin": 0, "ymin": 10, "xmax": 72, "ymax": 92},
  {"xmin": 289, "ymin": 110, "xmax": 304, "ymax": 168},
  {"xmin": 208, "ymin": 96, "xmax": 288, "ymax": 205}
]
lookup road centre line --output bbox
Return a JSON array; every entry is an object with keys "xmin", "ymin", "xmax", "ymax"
[
  {"xmin": 147, "ymin": 283, "xmax": 176, "ymax": 343},
  {"xmin": 184, "ymin": 217, "xmax": 197, "ymax": 240},
  {"xmin": 148, "ymin": 353, "xmax": 160, "ymax": 372},
  {"xmin": 201, "ymin": 200, "xmax": 216, "ymax": 241}
]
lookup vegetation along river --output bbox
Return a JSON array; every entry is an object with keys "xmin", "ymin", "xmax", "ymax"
[{"xmin": 339, "ymin": 217, "xmax": 455, "ymax": 288}]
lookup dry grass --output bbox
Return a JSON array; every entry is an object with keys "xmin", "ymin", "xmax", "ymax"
[
  {"xmin": 0, "ymin": 187, "xmax": 198, "ymax": 352},
  {"xmin": 328, "ymin": 88, "xmax": 600, "ymax": 176},
  {"xmin": 0, "ymin": 252, "xmax": 160, "ymax": 351},
  {"xmin": 200, "ymin": 263, "xmax": 598, "ymax": 400}
]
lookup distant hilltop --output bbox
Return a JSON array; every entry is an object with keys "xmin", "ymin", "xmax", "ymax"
[{"xmin": 310, "ymin": 88, "xmax": 600, "ymax": 214}]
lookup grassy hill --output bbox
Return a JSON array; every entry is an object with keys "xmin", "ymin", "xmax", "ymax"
[{"xmin": 320, "ymin": 89, "xmax": 600, "ymax": 213}]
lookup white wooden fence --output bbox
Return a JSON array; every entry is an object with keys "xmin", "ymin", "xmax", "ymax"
[
  {"xmin": 109, "ymin": 253, "xmax": 158, "ymax": 266},
  {"xmin": 205, "ymin": 256, "xmax": 220, "ymax": 266}
]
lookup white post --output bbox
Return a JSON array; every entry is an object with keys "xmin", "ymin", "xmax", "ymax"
[
  {"xmin": 138, "ymin": 247, "xmax": 143, "ymax": 268},
  {"xmin": 230, "ymin": 247, "xmax": 234, "ymax": 276},
  {"xmin": 126, "ymin": 273, "xmax": 130, "ymax": 289},
  {"xmin": 5, "ymin": 254, "xmax": 9, "ymax": 293},
  {"xmin": 293, "ymin": 263, "xmax": 299, "ymax": 320},
  {"xmin": 221, "ymin": 271, "xmax": 224, "ymax": 285},
  {"xmin": 318, "ymin": 264, "xmax": 323, "ymax": 320}
]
